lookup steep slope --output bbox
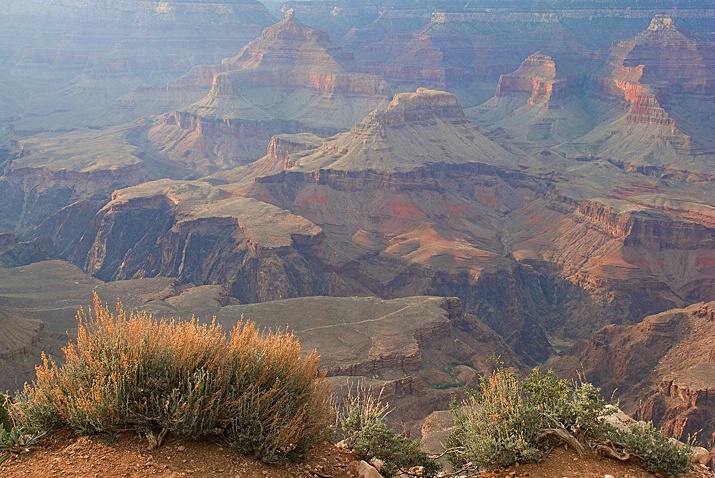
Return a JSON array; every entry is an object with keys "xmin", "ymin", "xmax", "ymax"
[
  {"xmin": 548, "ymin": 301, "xmax": 715, "ymax": 458},
  {"xmin": 0, "ymin": 123, "xmax": 195, "ymax": 250},
  {"xmin": 149, "ymin": 11, "xmax": 391, "ymax": 173},
  {"xmin": 64, "ymin": 179, "xmax": 328, "ymax": 303}
]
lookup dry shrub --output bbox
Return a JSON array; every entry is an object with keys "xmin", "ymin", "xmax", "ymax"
[
  {"xmin": 13, "ymin": 294, "xmax": 332, "ymax": 462},
  {"xmin": 447, "ymin": 367, "xmax": 692, "ymax": 477}
]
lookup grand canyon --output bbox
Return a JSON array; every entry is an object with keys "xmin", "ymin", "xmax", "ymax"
[{"xmin": 1, "ymin": 0, "xmax": 714, "ymax": 473}]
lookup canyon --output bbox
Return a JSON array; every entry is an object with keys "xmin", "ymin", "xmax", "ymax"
[{"xmin": 0, "ymin": 0, "xmax": 714, "ymax": 459}]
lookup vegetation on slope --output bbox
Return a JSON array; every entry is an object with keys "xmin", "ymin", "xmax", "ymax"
[
  {"xmin": 10, "ymin": 294, "xmax": 332, "ymax": 463},
  {"xmin": 2, "ymin": 296, "xmax": 696, "ymax": 477},
  {"xmin": 336, "ymin": 386, "xmax": 440, "ymax": 477},
  {"xmin": 446, "ymin": 367, "xmax": 693, "ymax": 478}
]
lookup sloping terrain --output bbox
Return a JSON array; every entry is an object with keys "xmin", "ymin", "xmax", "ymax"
[{"xmin": 549, "ymin": 301, "xmax": 715, "ymax": 454}]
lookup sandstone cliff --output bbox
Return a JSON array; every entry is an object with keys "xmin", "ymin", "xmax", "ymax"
[{"xmin": 467, "ymin": 51, "xmax": 593, "ymax": 146}]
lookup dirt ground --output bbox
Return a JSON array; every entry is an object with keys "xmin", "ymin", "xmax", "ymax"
[{"xmin": 1, "ymin": 429, "xmax": 713, "ymax": 478}]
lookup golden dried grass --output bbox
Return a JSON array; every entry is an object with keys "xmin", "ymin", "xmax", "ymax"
[{"xmin": 14, "ymin": 293, "xmax": 331, "ymax": 462}]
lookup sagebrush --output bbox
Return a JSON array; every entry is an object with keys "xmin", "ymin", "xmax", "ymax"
[
  {"xmin": 12, "ymin": 294, "xmax": 332, "ymax": 462},
  {"xmin": 610, "ymin": 421, "xmax": 693, "ymax": 478},
  {"xmin": 337, "ymin": 385, "xmax": 439, "ymax": 477},
  {"xmin": 0, "ymin": 393, "xmax": 11, "ymax": 432},
  {"xmin": 447, "ymin": 367, "xmax": 692, "ymax": 477}
]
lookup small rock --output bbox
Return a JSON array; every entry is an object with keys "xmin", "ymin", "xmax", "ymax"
[
  {"xmin": 176, "ymin": 445, "xmax": 186, "ymax": 452},
  {"xmin": 605, "ymin": 475, "xmax": 615, "ymax": 478},
  {"xmin": 692, "ymin": 446, "xmax": 711, "ymax": 465},
  {"xmin": 348, "ymin": 460, "xmax": 384, "ymax": 478}
]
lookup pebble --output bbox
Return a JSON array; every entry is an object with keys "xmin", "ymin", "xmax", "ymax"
[{"xmin": 605, "ymin": 475, "xmax": 615, "ymax": 478}]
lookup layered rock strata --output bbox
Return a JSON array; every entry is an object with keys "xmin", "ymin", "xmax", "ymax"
[
  {"xmin": 150, "ymin": 11, "xmax": 391, "ymax": 172},
  {"xmin": 495, "ymin": 52, "xmax": 571, "ymax": 108}
]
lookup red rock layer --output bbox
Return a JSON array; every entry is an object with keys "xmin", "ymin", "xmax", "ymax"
[
  {"xmin": 594, "ymin": 14, "xmax": 715, "ymax": 130},
  {"xmin": 550, "ymin": 302, "xmax": 715, "ymax": 453}
]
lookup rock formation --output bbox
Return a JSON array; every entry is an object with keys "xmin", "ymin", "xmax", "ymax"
[
  {"xmin": 0, "ymin": 0, "xmax": 276, "ymax": 132},
  {"xmin": 467, "ymin": 51, "xmax": 593, "ymax": 146},
  {"xmin": 66, "ymin": 179, "xmax": 328, "ymax": 304},
  {"xmin": 359, "ymin": 9, "xmax": 591, "ymax": 107},
  {"xmin": 281, "ymin": 88, "xmax": 517, "ymax": 172},
  {"xmin": 1, "ymin": 2, "xmax": 715, "ymax": 442},
  {"xmin": 149, "ymin": 11, "xmax": 391, "ymax": 172},
  {"xmin": 0, "ymin": 123, "xmax": 195, "ymax": 255},
  {"xmin": 495, "ymin": 52, "xmax": 570, "ymax": 109}
]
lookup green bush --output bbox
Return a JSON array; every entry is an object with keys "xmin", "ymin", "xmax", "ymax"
[
  {"xmin": 338, "ymin": 386, "xmax": 439, "ymax": 477},
  {"xmin": 608, "ymin": 422, "xmax": 692, "ymax": 478},
  {"xmin": 12, "ymin": 294, "xmax": 332, "ymax": 462},
  {"xmin": 447, "ymin": 366, "xmax": 691, "ymax": 477},
  {"xmin": 446, "ymin": 367, "xmax": 544, "ymax": 469},
  {"xmin": 0, "ymin": 393, "xmax": 12, "ymax": 432}
]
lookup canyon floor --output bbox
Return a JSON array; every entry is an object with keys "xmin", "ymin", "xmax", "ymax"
[{"xmin": 1, "ymin": 429, "xmax": 713, "ymax": 478}]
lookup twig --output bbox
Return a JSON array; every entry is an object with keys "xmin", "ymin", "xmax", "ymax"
[
  {"xmin": 309, "ymin": 472, "xmax": 335, "ymax": 478},
  {"xmin": 428, "ymin": 446, "xmax": 465, "ymax": 461}
]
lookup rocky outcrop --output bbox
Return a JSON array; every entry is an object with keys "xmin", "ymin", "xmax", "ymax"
[
  {"xmin": 594, "ymin": 15, "xmax": 714, "ymax": 131},
  {"xmin": 381, "ymin": 88, "xmax": 465, "ymax": 125},
  {"xmin": 0, "ymin": 233, "xmax": 55, "ymax": 267},
  {"xmin": 577, "ymin": 200, "xmax": 715, "ymax": 250},
  {"xmin": 0, "ymin": 126, "xmax": 156, "ymax": 234},
  {"xmin": 549, "ymin": 301, "xmax": 715, "ymax": 450},
  {"xmin": 266, "ymin": 134, "xmax": 324, "ymax": 170},
  {"xmin": 495, "ymin": 52, "xmax": 571, "ymax": 108},
  {"xmin": 69, "ymin": 180, "xmax": 328, "ymax": 303}
]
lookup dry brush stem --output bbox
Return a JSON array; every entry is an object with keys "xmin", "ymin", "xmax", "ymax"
[
  {"xmin": 594, "ymin": 443, "xmax": 631, "ymax": 461},
  {"xmin": 538, "ymin": 428, "xmax": 585, "ymax": 456}
]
